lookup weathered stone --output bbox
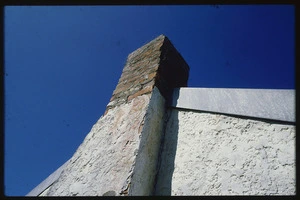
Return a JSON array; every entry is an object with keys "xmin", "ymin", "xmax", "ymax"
[
  {"xmin": 29, "ymin": 33, "xmax": 295, "ymax": 197},
  {"xmin": 113, "ymin": 83, "xmax": 130, "ymax": 96},
  {"xmin": 142, "ymin": 79, "xmax": 155, "ymax": 89},
  {"xmin": 145, "ymin": 71, "xmax": 157, "ymax": 82},
  {"xmin": 105, "ymin": 34, "xmax": 189, "ymax": 114},
  {"xmin": 118, "ymin": 73, "xmax": 139, "ymax": 85},
  {"xmin": 128, "ymin": 85, "xmax": 153, "ymax": 102},
  {"xmin": 27, "ymin": 35, "xmax": 190, "ymax": 196}
]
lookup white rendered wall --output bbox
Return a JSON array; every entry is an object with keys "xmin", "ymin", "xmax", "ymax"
[
  {"xmin": 44, "ymin": 93, "xmax": 152, "ymax": 196},
  {"xmin": 129, "ymin": 87, "xmax": 165, "ymax": 195},
  {"xmin": 155, "ymin": 109, "xmax": 295, "ymax": 195},
  {"xmin": 40, "ymin": 87, "xmax": 165, "ymax": 196}
]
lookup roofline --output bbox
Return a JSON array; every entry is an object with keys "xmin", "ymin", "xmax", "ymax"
[
  {"xmin": 26, "ymin": 159, "xmax": 70, "ymax": 196},
  {"xmin": 171, "ymin": 87, "xmax": 295, "ymax": 123}
]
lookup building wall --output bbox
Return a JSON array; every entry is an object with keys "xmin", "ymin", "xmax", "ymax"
[
  {"xmin": 155, "ymin": 109, "xmax": 295, "ymax": 195},
  {"xmin": 128, "ymin": 87, "xmax": 165, "ymax": 195},
  {"xmin": 38, "ymin": 87, "xmax": 166, "ymax": 196},
  {"xmin": 32, "ymin": 34, "xmax": 189, "ymax": 196},
  {"xmin": 45, "ymin": 93, "xmax": 152, "ymax": 196},
  {"xmin": 26, "ymin": 34, "xmax": 295, "ymax": 196}
]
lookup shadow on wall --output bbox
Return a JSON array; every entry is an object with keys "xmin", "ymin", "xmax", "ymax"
[{"xmin": 154, "ymin": 108, "xmax": 179, "ymax": 195}]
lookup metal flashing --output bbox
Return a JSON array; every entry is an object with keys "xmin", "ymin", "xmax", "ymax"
[{"xmin": 171, "ymin": 87, "xmax": 295, "ymax": 122}]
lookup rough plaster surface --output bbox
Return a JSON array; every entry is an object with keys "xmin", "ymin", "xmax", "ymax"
[
  {"xmin": 45, "ymin": 93, "xmax": 151, "ymax": 196},
  {"xmin": 129, "ymin": 87, "xmax": 165, "ymax": 195},
  {"xmin": 28, "ymin": 33, "xmax": 189, "ymax": 196},
  {"xmin": 44, "ymin": 87, "xmax": 166, "ymax": 196},
  {"xmin": 155, "ymin": 109, "xmax": 295, "ymax": 195}
]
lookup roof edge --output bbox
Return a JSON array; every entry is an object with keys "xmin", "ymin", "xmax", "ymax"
[
  {"xmin": 26, "ymin": 159, "xmax": 70, "ymax": 196},
  {"xmin": 171, "ymin": 87, "xmax": 295, "ymax": 123}
]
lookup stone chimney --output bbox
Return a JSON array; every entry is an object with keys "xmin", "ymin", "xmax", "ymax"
[
  {"xmin": 27, "ymin": 34, "xmax": 295, "ymax": 196},
  {"xmin": 105, "ymin": 34, "xmax": 189, "ymax": 114},
  {"xmin": 38, "ymin": 35, "xmax": 189, "ymax": 196}
]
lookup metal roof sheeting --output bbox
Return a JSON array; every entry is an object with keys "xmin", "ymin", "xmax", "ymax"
[{"xmin": 171, "ymin": 88, "xmax": 295, "ymax": 123}]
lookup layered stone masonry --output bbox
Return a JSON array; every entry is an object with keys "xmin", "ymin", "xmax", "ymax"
[{"xmin": 105, "ymin": 34, "xmax": 189, "ymax": 114}]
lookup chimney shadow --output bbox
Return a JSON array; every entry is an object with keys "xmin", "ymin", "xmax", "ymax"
[{"xmin": 154, "ymin": 92, "xmax": 180, "ymax": 195}]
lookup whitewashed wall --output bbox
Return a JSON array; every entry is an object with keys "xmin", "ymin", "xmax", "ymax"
[
  {"xmin": 155, "ymin": 109, "xmax": 295, "ymax": 195},
  {"xmin": 27, "ymin": 87, "xmax": 295, "ymax": 196}
]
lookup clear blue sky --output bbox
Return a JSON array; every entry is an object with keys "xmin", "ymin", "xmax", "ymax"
[{"xmin": 4, "ymin": 5, "xmax": 294, "ymax": 196}]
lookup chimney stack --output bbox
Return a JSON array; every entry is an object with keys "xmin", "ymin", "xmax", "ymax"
[{"xmin": 37, "ymin": 35, "xmax": 189, "ymax": 196}]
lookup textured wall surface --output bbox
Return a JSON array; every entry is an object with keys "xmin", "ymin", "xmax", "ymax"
[
  {"xmin": 27, "ymin": 34, "xmax": 190, "ymax": 196},
  {"xmin": 129, "ymin": 87, "xmax": 165, "ymax": 195},
  {"xmin": 44, "ymin": 87, "xmax": 166, "ymax": 196},
  {"xmin": 155, "ymin": 109, "xmax": 295, "ymax": 195},
  {"xmin": 46, "ymin": 93, "xmax": 151, "ymax": 196}
]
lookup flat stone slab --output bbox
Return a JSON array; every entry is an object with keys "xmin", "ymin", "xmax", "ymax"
[{"xmin": 171, "ymin": 87, "xmax": 295, "ymax": 122}]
